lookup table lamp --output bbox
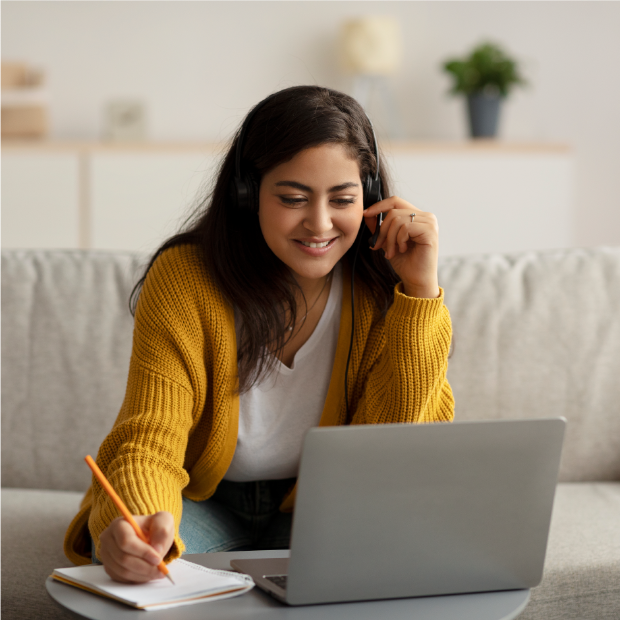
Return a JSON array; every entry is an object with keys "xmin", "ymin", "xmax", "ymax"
[{"xmin": 340, "ymin": 16, "xmax": 403, "ymax": 139}]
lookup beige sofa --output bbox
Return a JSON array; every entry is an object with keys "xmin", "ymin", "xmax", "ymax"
[{"xmin": 2, "ymin": 247, "xmax": 619, "ymax": 619}]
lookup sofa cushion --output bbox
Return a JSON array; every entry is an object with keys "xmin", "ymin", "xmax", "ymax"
[
  {"xmin": 1, "ymin": 488, "xmax": 84, "ymax": 620},
  {"xmin": 1, "ymin": 249, "xmax": 145, "ymax": 492},
  {"xmin": 520, "ymin": 482, "xmax": 620, "ymax": 619},
  {"xmin": 439, "ymin": 247, "xmax": 620, "ymax": 482}
]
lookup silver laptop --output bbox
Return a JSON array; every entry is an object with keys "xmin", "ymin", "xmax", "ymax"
[{"xmin": 231, "ymin": 418, "xmax": 565, "ymax": 606}]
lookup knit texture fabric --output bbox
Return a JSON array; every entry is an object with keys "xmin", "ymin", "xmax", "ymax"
[{"xmin": 64, "ymin": 244, "xmax": 454, "ymax": 565}]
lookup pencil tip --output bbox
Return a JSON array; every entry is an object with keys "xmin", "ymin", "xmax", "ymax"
[{"xmin": 166, "ymin": 573, "xmax": 175, "ymax": 585}]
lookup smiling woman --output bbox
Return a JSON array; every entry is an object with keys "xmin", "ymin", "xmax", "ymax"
[{"xmin": 64, "ymin": 86, "xmax": 454, "ymax": 583}]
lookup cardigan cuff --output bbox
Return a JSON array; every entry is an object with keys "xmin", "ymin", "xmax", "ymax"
[{"xmin": 391, "ymin": 283, "xmax": 445, "ymax": 321}]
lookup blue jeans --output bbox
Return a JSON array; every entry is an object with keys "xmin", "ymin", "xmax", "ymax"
[
  {"xmin": 180, "ymin": 478, "xmax": 294, "ymax": 553},
  {"xmin": 91, "ymin": 477, "xmax": 294, "ymax": 562}
]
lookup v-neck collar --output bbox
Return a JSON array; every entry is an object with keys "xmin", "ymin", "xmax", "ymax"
[{"xmin": 275, "ymin": 262, "xmax": 343, "ymax": 373}]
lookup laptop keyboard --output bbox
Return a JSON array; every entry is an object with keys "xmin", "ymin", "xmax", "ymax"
[{"xmin": 264, "ymin": 574, "xmax": 287, "ymax": 590}]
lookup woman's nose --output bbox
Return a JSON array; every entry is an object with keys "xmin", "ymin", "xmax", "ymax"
[{"xmin": 304, "ymin": 200, "xmax": 332, "ymax": 234}]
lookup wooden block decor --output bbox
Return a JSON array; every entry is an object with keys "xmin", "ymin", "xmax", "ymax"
[
  {"xmin": 1, "ymin": 106, "xmax": 48, "ymax": 138},
  {"xmin": 1, "ymin": 62, "xmax": 29, "ymax": 88}
]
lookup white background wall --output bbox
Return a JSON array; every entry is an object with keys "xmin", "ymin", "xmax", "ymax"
[{"xmin": 3, "ymin": 1, "xmax": 620, "ymax": 248}]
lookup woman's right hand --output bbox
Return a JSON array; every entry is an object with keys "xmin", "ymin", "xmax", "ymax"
[{"xmin": 98, "ymin": 511, "xmax": 175, "ymax": 583}]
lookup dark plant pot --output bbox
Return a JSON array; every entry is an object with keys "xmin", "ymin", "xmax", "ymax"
[{"xmin": 467, "ymin": 93, "xmax": 502, "ymax": 138}]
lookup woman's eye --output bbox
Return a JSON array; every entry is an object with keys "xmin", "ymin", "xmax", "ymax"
[
  {"xmin": 280, "ymin": 197, "xmax": 306, "ymax": 205},
  {"xmin": 278, "ymin": 196, "xmax": 356, "ymax": 206}
]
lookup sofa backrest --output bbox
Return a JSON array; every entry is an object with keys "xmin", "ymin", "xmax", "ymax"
[
  {"xmin": 2, "ymin": 250, "xmax": 145, "ymax": 492},
  {"xmin": 2, "ymin": 247, "xmax": 619, "ymax": 492},
  {"xmin": 440, "ymin": 247, "xmax": 620, "ymax": 482}
]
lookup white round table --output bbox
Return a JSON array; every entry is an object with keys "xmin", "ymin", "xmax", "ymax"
[{"xmin": 47, "ymin": 550, "xmax": 531, "ymax": 620}]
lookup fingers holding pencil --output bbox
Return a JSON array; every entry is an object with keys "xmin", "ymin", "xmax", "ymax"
[
  {"xmin": 142, "ymin": 511, "xmax": 177, "ymax": 560},
  {"xmin": 100, "ymin": 514, "xmax": 175, "ymax": 583}
]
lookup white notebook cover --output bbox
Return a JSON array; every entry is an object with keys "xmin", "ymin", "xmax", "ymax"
[{"xmin": 52, "ymin": 559, "xmax": 254, "ymax": 610}]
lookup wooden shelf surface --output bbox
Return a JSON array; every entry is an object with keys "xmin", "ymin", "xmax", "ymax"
[{"xmin": 2, "ymin": 139, "xmax": 571, "ymax": 155}]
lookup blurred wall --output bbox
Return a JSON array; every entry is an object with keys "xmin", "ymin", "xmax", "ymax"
[{"xmin": 2, "ymin": 1, "xmax": 620, "ymax": 248}]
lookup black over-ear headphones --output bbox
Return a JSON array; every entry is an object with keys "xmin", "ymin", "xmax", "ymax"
[
  {"xmin": 230, "ymin": 91, "xmax": 383, "ymax": 232},
  {"xmin": 231, "ymin": 89, "xmax": 384, "ymax": 421}
]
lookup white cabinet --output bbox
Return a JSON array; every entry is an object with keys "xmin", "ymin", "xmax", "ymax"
[
  {"xmin": 385, "ymin": 146, "xmax": 573, "ymax": 256},
  {"xmin": 1, "ymin": 142, "xmax": 573, "ymax": 257},
  {"xmin": 90, "ymin": 151, "xmax": 218, "ymax": 252},
  {"xmin": 2, "ymin": 150, "xmax": 81, "ymax": 249}
]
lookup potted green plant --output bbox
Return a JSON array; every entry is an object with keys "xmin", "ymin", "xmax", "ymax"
[{"xmin": 443, "ymin": 42, "xmax": 526, "ymax": 138}]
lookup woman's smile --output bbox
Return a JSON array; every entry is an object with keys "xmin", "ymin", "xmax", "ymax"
[{"xmin": 294, "ymin": 237, "xmax": 338, "ymax": 255}]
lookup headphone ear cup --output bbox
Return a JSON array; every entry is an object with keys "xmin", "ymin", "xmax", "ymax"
[
  {"xmin": 363, "ymin": 175, "xmax": 382, "ymax": 209},
  {"xmin": 232, "ymin": 174, "xmax": 258, "ymax": 212},
  {"xmin": 231, "ymin": 178, "xmax": 248, "ymax": 211}
]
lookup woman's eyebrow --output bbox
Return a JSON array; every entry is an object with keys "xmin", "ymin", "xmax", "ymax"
[
  {"xmin": 274, "ymin": 181, "xmax": 360, "ymax": 192},
  {"xmin": 329, "ymin": 182, "xmax": 360, "ymax": 192},
  {"xmin": 274, "ymin": 181, "xmax": 312, "ymax": 191}
]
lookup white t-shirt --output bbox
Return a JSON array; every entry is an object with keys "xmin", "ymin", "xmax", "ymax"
[{"xmin": 224, "ymin": 263, "xmax": 343, "ymax": 482}]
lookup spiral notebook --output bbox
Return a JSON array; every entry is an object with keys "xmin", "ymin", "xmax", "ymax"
[{"xmin": 52, "ymin": 559, "xmax": 254, "ymax": 611}]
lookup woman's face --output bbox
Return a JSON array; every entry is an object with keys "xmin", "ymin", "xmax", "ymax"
[{"xmin": 258, "ymin": 143, "xmax": 364, "ymax": 286}]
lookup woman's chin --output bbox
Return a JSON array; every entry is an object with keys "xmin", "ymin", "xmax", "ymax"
[{"xmin": 287, "ymin": 261, "xmax": 338, "ymax": 284}]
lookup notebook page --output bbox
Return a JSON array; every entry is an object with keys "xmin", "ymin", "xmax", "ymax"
[{"xmin": 53, "ymin": 559, "xmax": 254, "ymax": 609}]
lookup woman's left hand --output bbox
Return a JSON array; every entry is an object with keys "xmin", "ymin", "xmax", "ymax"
[{"xmin": 363, "ymin": 196, "xmax": 440, "ymax": 299}]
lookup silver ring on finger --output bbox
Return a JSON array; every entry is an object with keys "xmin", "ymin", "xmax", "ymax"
[{"xmin": 410, "ymin": 212, "xmax": 416, "ymax": 223}]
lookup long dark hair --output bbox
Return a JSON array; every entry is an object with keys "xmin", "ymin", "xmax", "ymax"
[{"xmin": 130, "ymin": 85, "xmax": 399, "ymax": 393}]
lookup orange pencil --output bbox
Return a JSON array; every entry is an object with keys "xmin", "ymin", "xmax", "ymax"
[{"xmin": 84, "ymin": 455, "xmax": 175, "ymax": 584}]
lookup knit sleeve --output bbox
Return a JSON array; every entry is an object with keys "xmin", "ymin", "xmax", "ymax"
[
  {"xmin": 349, "ymin": 284, "xmax": 454, "ymax": 426},
  {"xmin": 87, "ymin": 246, "xmax": 210, "ymax": 563}
]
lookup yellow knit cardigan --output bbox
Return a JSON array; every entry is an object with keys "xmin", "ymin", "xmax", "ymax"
[{"xmin": 64, "ymin": 244, "xmax": 454, "ymax": 565}]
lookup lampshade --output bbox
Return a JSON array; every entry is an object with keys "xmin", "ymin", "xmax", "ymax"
[{"xmin": 340, "ymin": 17, "xmax": 402, "ymax": 76}]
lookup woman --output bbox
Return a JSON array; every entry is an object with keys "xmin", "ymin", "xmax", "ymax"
[{"xmin": 64, "ymin": 85, "xmax": 454, "ymax": 582}]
